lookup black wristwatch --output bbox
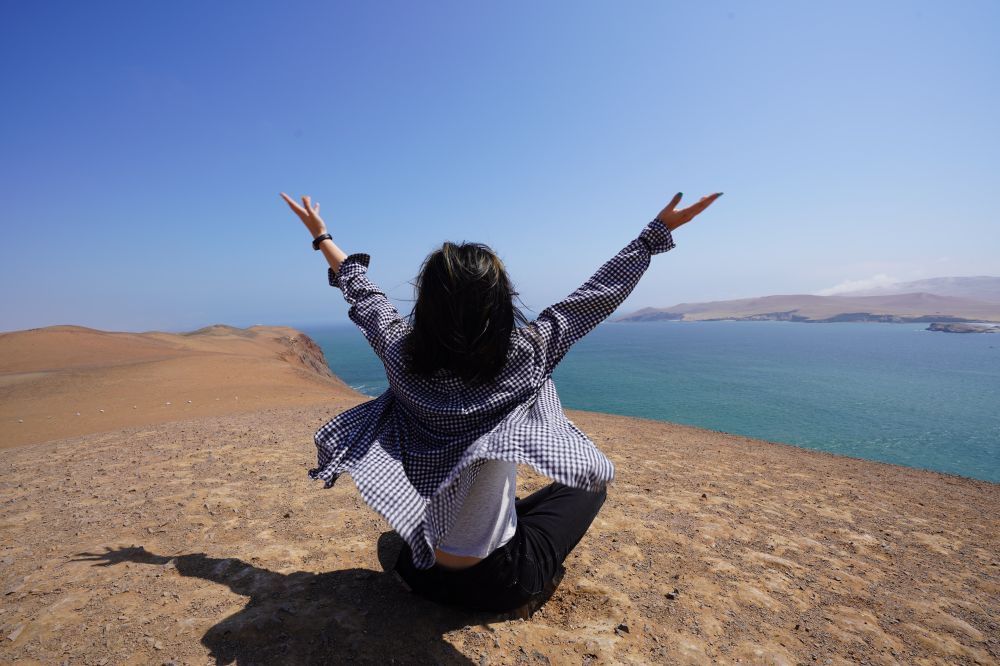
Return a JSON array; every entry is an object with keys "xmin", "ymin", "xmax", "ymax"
[{"xmin": 312, "ymin": 233, "xmax": 333, "ymax": 250}]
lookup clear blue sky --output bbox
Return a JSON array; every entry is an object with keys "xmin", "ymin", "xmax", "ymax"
[{"xmin": 2, "ymin": 1, "xmax": 997, "ymax": 333}]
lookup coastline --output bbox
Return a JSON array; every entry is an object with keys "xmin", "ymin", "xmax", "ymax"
[{"xmin": 306, "ymin": 319, "xmax": 1000, "ymax": 485}]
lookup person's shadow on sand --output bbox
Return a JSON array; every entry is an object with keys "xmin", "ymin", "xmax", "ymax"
[{"xmin": 73, "ymin": 532, "xmax": 505, "ymax": 665}]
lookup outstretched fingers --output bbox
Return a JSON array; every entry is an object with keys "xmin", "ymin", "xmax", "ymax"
[
  {"xmin": 683, "ymin": 192, "xmax": 723, "ymax": 217},
  {"xmin": 280, "ymin": 192, "xmax": 307, "ymax": 217},
  {"xmin": 664, "ymin": 192, "xmax": 683, "ymax": 213}
]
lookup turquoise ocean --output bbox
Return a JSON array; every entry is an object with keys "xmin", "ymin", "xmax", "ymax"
[{"xmin": 295, "ymin": 320, "xmax": 1000, "ymax": 484}]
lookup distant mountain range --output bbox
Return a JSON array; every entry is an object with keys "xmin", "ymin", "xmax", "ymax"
[{"xmin": 615, "ymin": 276, "xmax": 1000, "ymax": 324}]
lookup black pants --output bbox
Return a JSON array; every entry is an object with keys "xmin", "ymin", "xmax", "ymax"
[{"xmin": 393, "ymin": 481, "xmax": 608, "ymax": 613}]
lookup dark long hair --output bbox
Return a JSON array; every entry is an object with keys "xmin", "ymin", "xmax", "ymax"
[{"xmin": 403, "ymin": 240, "xmax": 530, "ymax": 385}]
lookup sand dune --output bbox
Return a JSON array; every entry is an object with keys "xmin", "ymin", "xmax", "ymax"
[
  {"xmin": 0, "ymin": 324, "xmax": 997, "ymax": 664},
  {"xmin": 0, "ymin": 324, "xmax": 353, "ymax": 449}
]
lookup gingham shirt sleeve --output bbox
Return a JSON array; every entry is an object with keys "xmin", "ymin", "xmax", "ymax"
[
  {"xmin": 329, "ymin": 252, "xmax": 411, "ymax": 363},
  {"xmin": 523, "ymin": 219, "xmax": 676, "ymax": 380}
]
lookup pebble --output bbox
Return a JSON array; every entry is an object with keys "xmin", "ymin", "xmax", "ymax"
[
  {"xmin": 165, "ymin": 402, "xmax": 171, "ymax": 405},
  {"xmin": 7, "ymin": 623, "xmax": 25, "ymax": 641}
]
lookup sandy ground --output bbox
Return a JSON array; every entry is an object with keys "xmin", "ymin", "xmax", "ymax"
[{"xmin": 1, "ymin": 325, "xmax": 998, "ymax": 665}]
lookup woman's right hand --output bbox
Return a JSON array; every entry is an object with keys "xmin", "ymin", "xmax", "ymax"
[
  {"xmin": 655, "ymin": 191, "xmax": 723, "ymax": 232},
  {"xmin": 280, "ymin": 192, "xmax": 328, "ymax": 239}
]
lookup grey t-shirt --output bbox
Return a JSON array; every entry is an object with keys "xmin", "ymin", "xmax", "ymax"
[{"xmin": 436, "ymin": 459, "xmax": 518, "ymax": 558}]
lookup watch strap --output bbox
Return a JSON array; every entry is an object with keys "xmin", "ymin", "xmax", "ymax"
[{"xmin": 312, "ymin": 233, "xmax": 333, "ymax": 250}]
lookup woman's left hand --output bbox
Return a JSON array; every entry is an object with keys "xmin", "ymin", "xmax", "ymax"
[{"xmin": 280, "ymin": 192, "xmax": 328, "ymax": 238}]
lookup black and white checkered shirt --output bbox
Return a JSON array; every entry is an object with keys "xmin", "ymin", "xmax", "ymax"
[{"xmin": 309, "ymin": 218, "xmax": 676, "ymax": 569}]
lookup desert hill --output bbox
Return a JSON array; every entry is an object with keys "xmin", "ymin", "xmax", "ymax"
[
  {"xmin": 616, "ymin": 275, "xmax": 1000, "ymax": 324},
  {"xmin": 835, "ymin": 276, "xmax": 1000, "ymax": 303},
  {"xmin": 0, "ymin": 324, "xmax": 352, "ymax": 449},
  {"xmin": 616, "ymin": 291, "xmax": 1000, "ymax": 324}
]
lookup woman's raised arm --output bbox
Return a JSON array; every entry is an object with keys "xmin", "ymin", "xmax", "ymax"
[
  {"xmin": 520, "ymin": 192, "xmax": 722, "ymax": 382},
  {"xmin": 280, "ymin": 192, "xmax": 411, "ymax": 364}
]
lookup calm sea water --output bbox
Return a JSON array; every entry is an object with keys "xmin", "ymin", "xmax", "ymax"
[{"xmin": 295, "ymin": 320, "xmax": 1000, "ymax": 484}]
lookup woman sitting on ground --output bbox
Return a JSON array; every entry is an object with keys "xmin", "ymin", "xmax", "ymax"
[{"xmin": 280, "ymin": 189, "xmax": 722, "ymax": 615}]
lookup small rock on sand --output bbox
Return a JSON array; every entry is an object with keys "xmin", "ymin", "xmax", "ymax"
[{"xmin": 7, "ymin": 623, "xmax": 25, "ymax": 642}]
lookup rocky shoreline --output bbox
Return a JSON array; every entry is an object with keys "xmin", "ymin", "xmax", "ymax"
[{"xmin": 927, "ymin": 322, "xmax": 1000, "ymax": 334}]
